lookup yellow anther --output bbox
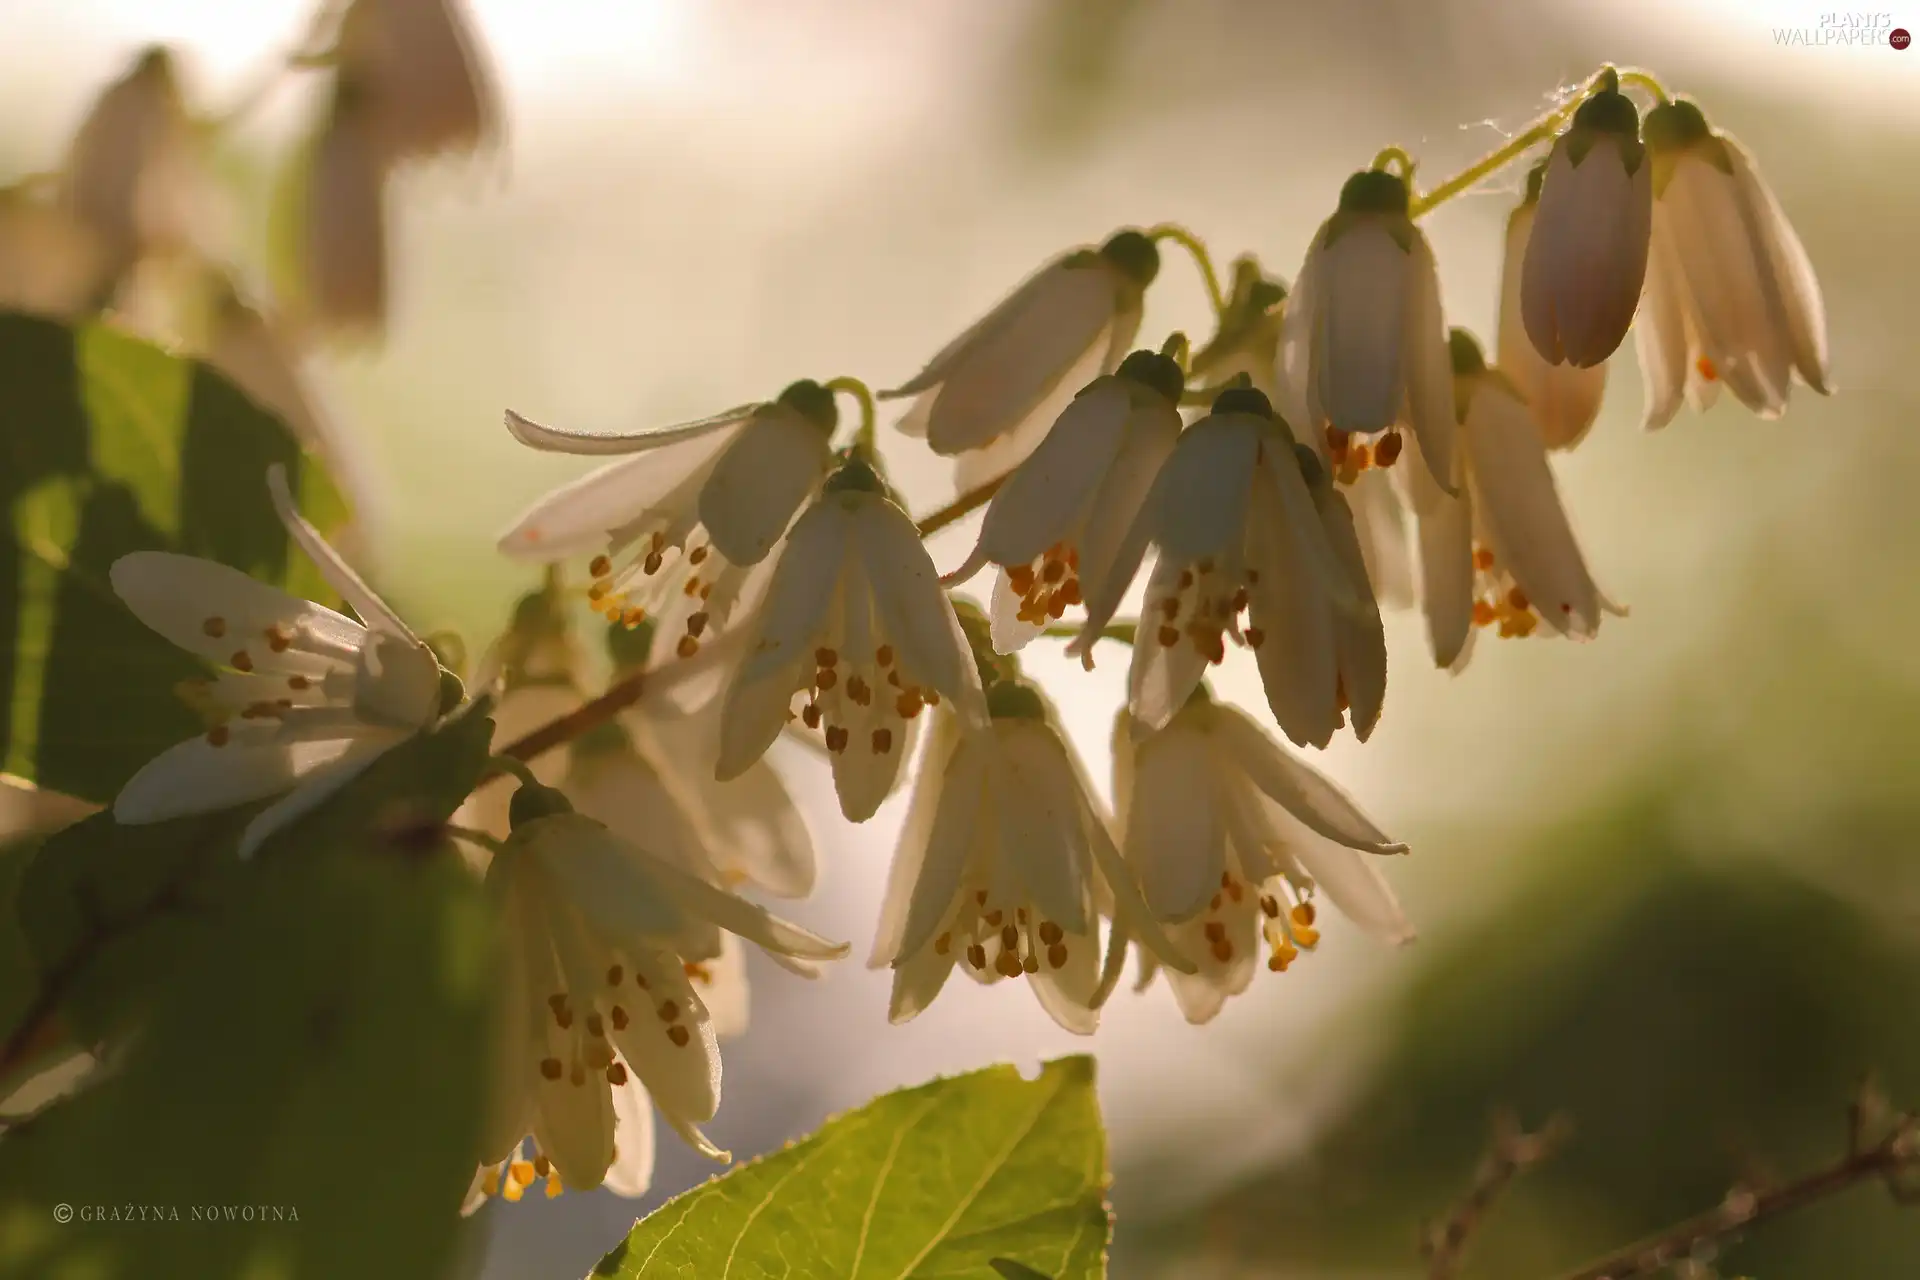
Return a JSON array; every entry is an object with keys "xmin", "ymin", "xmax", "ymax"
[
  {"xmin": 544, "ymin": 1176, "xmax": 564, "ymax": 1199},
  {"xmin": 815, "ymin": 647, "xmax": 838, "ymax": 668},
  {"xmin": 995, "ymin": 949, "xmax": 1024, "ymax": 978},
  {"xmin": 688, "ymin": 545, "xmax": 709, "ymax": 566},
  {"xmin": 825, "ymin": 725, "xmax": 849, "ymax": 753},
  {"xmin": 1000, "ymin": 923, "xmax": 1019, "ymax": 949},
  {"xmin": 676, "ymin": 635, "xmax": 700, "ymax": 659},
  {"xmin": 266, "ymin": 625, "xmax": 293, "ymax": 653},
  {"xmin": 606, "ymin": 1061, "xmax": 628, "ymax": 1086},
  {"xmin": 501, "ymin": 1179, "xmax": 525, "ymax": 1203},
  {"xmin": 610, "ymin": 1005, "xmax": 629, "ymax": 1031},
  {"xmin": 481, "ymin": 1167, "xmax": 501, "ymax": 1197},
  {"xmin": 1046, "ymin": 942, "xmax": 1068, "ymax": 969},
  {"xmin": 1290, "ymin": 902, "xmax": 1316, "ymax": 928},
  {"xmin": 231, "ymin": 650, "xmax": 254, "ymax": 672},
  {"xmin": 686, "ymin": 611, "xmax": 709, "ymax": 638},
  {"xmin": 1260, "ymin": 895, "xmax": 1281, "ymax": 919},
  {"xmin": 589, "ymin": 555, "xmax": 613, "ymax": 578},
  {"xmin": 533, "ymin": 1155, "xmax": 551, "ymax": 1178},
  {"xmin": 642, "ymin": 550, "xmax": 664, "ymax": 575},
  {"xmin": 509, "ymin": 1160, "xmax": 536, "ymax": 1186},
  {"xmin": 815, "ymin": 667, "xmax": 838, "ymax": 691}
]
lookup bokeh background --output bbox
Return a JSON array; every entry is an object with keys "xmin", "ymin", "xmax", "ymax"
[{"xmin": 4, "ymin": 1, "xmax": 1918, "ymax": 1276}]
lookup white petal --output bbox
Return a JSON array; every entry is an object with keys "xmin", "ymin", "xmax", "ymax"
[
  {"xmin": 1501, "ymin": 202, "xmax": 1609, "ymax": 450},
  {"xmin": 1402, "ymin": 428, "xmax": 1474, "ymax": 669},
  {"xmin": 113, "ymin": 725, "xmax": 357, "ymax": 826},
  {"xmin": 526, "ymin": 814, "xmax": 704, "ymax": 945},
  {"xmin": 855, "ymin": 495, "xmax": 984, "ymax": 726},
  {"xmin": 1209, "ymin": 703, "xmax": 1405, "ymax": 852},
  {"xmin": 267, "ymin": 464, "xmax": 415, "ymax": 641},
  {"xmin": 1635, "ymin": 226, "xmax": 1692, "ymax": 431},
  {"xmin": 1658, "ymin": 160, "xmax": 1789, "ymax": 415},
  {"xmin": 887, "ymin": 724, "xmax": 983, "ymax": 965},
  {"xmin": 1727, "ymin": 139, "xmax": 1829, "ymax": 395},
  {"xmin": 689, "ymin": 933, "xmax": 751, "ymax": 1041},
  {"xmin": 694, "ymin": 756, "xmax": 816, "ymax": 899},
  {"xmin": 887, "ymin": 936, "xmax": 959, "ymax": 1024},
  {"xmin": 609, "ymin": 952, "xmax": 724, "ymax": 1155},
  {"xmin": 1400, "ymin": 232, "xmax": 1459, "ymax": 494},
  {"xmin": 1282, "ymin": 820, "xmax": 1414, "ymax": 946},
  {"xmin": 600, "ymin": 1073, "xmax": 658, "ymax": 1198},
  {"xmin": 1315, "ymin": 489, "xmax": 1387, "ymax": 740},
  {"xmin": 883, "ymin": 255, "xmax": 1072, "ymax": 402},
  {"xmin": 1522, "ymin": 137, "xmax": 1651, "ymax": 368},
  {"xmin": 1465, "ymin": 381, "xmax": 1602, "ymax": 637},
  {"xmin": 110, "ymin": 550, "xmax": 365, "ymax": 670},
  {"xmin": 1026, "ymin": 916, "xmax": 1104, "ymax": 1036},
  {"xmin": 1126, "ymin": 558, "xmax": 1208, "ymax": 734},
  {"xmin": 236, "ymin": 731, "xmax": 403, "ymax": 857},
  {"xmin": 1318, "ymin": 223, "xmax": 1408, "ymax": 433},
  {"xmin": 996, "ymin": 723, "xmax": 1093, "ymax": 936},
  {"xmin": 1276, "ymin": 232, "xmax": 1323, "ymax": 430},
  {"xmin": 1347, "ymin": 470, "xmax": 1415, "ymax": 608},
  {"xmin": 697, "ymin": 407, "xmax": 831, "ymax": 566},
  {"xmin": 1124, "ymin": 720, "xmax": 1224, "ymax": 922},
  {"xmin": 644, "ymin": 841, "xmax": 850, "ymax": 963},
  {"xmin": 1149, "ymin": 412, "xmax": 1261, "ymax": 565},
  {"xmin": 828, "ymin": 693, "xmax": 918, "ymax": 823},
  {"xmin": 986, "ymin": 569, "xmax": 1044, "ymax": 655},
  {"xmin": 530, "ymin": 1034, "xmax": 616, "ymax": 1190},
  {"xmin": 1084, "ymin": 785, "xmax": 1197, "ymax": 976},
  {"xmin": 503, "ymin": 404, "xmax": 758, "ymax": 457},
  {"xmin": 496, "ymin": 424, "xmax": 735, "ymax": 561},
  {"xmin": 1244, "ymin": 450, "xmax": 1341, "ymax": 749},
  {"xmin": 1072, "ymin": 400, "xmax": 1182, "ymax": 598}
]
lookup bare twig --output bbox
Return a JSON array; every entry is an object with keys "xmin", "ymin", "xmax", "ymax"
[
  {"xmin": 914, "ymin": 474, "xmax": 1008, "ymax": 538},
  {"xmin": 496, "ymin": 668, "xmax": 647, "ymax": 764},
  {"xmin": 1423, "ymin": 1112, "xmax": 1573, "ymax": 1280}
]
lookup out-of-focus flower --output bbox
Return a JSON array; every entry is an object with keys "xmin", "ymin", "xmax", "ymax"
[
  {"xmin": 1187, "ymin": 257, "xmax": 1288, "ymax": 402},
  {"xmin": 943, "ymin": 349, "xmax": 1183, "ymax": 653},
  {"xmin": 1520, "ymin": 75, "xmax": 1652, "ymax": 370},
  {"xmin": 108, "ymin": 466, "xmax": 446, "ymax": 857},
  {"xmin": 1636, "ymin": 99, "xmax": 1830, "ymax": 429},
  {"xmin": 0, "ymin": 185, "xmax": 105, "ymax": 319},
  {"xmin": 1114, "ymin": 689, "xmax": 1410, "ymax": 1025},
  {"xmin": 1408, "ymin": 331, "xmax": 1606, "ymax": 670},
  {"xmin": 498, "ymin": 382, "xmax": 840, "ymax": 672},
  {"xmin": 715, "ymin": 457, "xmax": 987, "ymax": 822},
  {"xmin": 473, "ymin": 794, "xmax": 846, "ymax": 1202},
  {"xmin": 882, "ymin": 229, "xmax": 1159, "ymax": 473},
  {"xmin": 1279, "ymin": 169, "xmax": 1456, "ymax": 491},
  {"xmin": 871, "ymin": 684, "xmax": 1192, "ymax": 1034},
  {"xmin": 294, "ymin": 80, "xmax": 390, "ymax": 333},
  {"xmin": 1071, "ymin": 386, "xmax": 1355, "ymax": 750},
  {"xmin": 1501, "ymin": 165, "xmax": 1608, "ymax": 450},
  {"xmin": 334, "ymin": 0, "xmax": 499, "ymax": 167}
]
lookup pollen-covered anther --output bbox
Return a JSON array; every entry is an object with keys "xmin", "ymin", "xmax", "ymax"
[
  {"xmin": 814, "ymin": 667, "xmax": 838, "ymax": 691},
  {"xmin": 230, "ymin": 650, "xmax": 254, "ymax": 673},
  {"xmin": 688, "ymin": 544, "xmax": 709, "ymax": 566},
  {"xmin": 1000, "ymin": 923, "xmax": 1019, "ymax": 950},
  {"xmin": 984, "ymin": 907, "xmax": 1004, "ymax": 927},
  {"xmin": 847, "ymin": 675, "xmax": 871, "ymax": 706},
  {"xmin": 966, "ymin": 943, "xmax": 988, "ymax": 970},
  {"xmin": 1046, "ymin": 942, "xmax": 1068, "ymax": 969},
  {"xmin": 871, "ymin": 727, "xmax": 893, "ymax": 754},
  {"xmin": 1375, "ymin": 431, "xmax": 1404, "ymax": 468},
  {"xmin": 288, "ymin": 675, "xmax": 310, "ymax": 690},
  {"xmin": 994, "ymin": 947, "xmax": 1024, "ymax": 978},
  {"xmin": 1158, "ymin": 625, "xmax": 1180, "ymax": 647},
  {"xmin": 202, "ymin": 616, "xmax": 226, "ymax": 638},
  {"xmin": 605, "ymin": 1061, "xmax": 628, "ymax": 1086},
  {"xmin": 686, "ymin": 611, "xmax": 709, "ymax": 639},
  {"xmin": 824, "ymin": 724, "xmax": 850, "ymax": 753},
  {"xmin": 1259, "ymin": 894, "xmax": 1281, "ymax": 919},
  {"xmin": 815, "ymin": 647, "xmax": 838, "ymax": 668},
  {"xmin": 642, "ymin": 550, "xmax": 664, "ymax": 575},
  {"xmin": 895, "ymin": 691, "xmax": 923, "ymax": 719},
  {"xmin": 933, "ymin": 932, "xmax": 952, "ymax": 955},
  {"xmin": 801, "ymin": 702, "xmax": 822, "ymax": 729},
  {"xmin": 589, "ymin": 555, "xmax": 612, "ymax": 578},
  {"xmin": 684, "ymin": 961, "xmax": 711, "ymax": 982},
  {"xmin": 676, "ymin": 635, "xmax": 700, "ymax": 659},
  {"xmin": 1696, "ymin": 355, "xmax": 1719, "ymax": 383},
  {"xmin": 1244, "ymin": 626, "xmax": 1266, "ymax": 650},
  {"xmin": 610, "ymin": 1005, "xmax": 629, "ymax": 1031},
  {"xmin": 510, "ymin": 1159, "xmax": 536, "ymax": 1186},
  {"xmin": 657, "ymin": 1000, "xmax": 679, "ymax": 1023},
  {"xmin": 266, "ymin": 625, "xmax": 293, "ymax": 653},
  {"xmin": 206, "ymin": 725, "xmax": 230, "ymax": 747},
  {"xmin": 539, "ymin": 1057, "xmax": 562, "ymax": 1080},
  {"xmin": 667, "ymin": 1025, "xmax": 690, "ymax": 1047},
  {"xmin": 605, "ymin": 964, "xmax": 623, "ymax": 986}
]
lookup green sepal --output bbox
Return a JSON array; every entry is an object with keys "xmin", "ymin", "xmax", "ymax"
[
  {"xmin": 986, "ymin": 678, "xmax": 1048, "ymax": 723},
  {"xmin": 1211, "ymin": 385, "xmax": 1275, "ymax": 420},
  {"xmin": 1098, "ymin": 229, "xmax": 1160, "ymax": 287},
  {"xmin": 507, "ymin": 780, "xmax": 574, "ymax": 829},
  {"xmin": 1115, "ymin": 349, "xmax": 1185, "ymax": 406},
  {"xmin": 774, "ymin": 379, "xmax": 838, "ymax": 435}
]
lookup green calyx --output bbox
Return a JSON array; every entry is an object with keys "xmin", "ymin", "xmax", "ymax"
[
  {"xmin": 1523, "ymin": 158, "xmax": 1549, "ymax": 206},
  {"xmin": 508, "ymin": 779, "xmax": 574, "ymax": 829},
  {"xmin": 1293, "ymin": 442, "xmax": 1326, "ymax": 489},
  {"xmin": 1448, "ymin": 327, "xmax": 1488, "ymax": 377},
  {"xmin": 435, "ymin": 669, "xmax": 466, "ymax": 717},
  {"xmin": 1565, "ymin": 83, "xmax": 1647, "ymax": 175},
  {"xmin": 1099, "ymin": 230, "xmax": 1161, "ymax": 287},
  {"xmin": 1115, "ymin": 349, "xmax": 1186, "ymax": 406},
  {"xmin": 570, "ymin": 717, "xmax": 633, "ymax": 760},
  {"xmin": 824, "ymin": 454, "xmax": 887, "ymax": 496},
  {"xmin": 775, "ymin": 379, "xmax": 839, "ymax": 434},
  {"xmin": 1336, "ymin": 169, "xmax": 1412, "ymax": 218},
  {"xmin": 1212, "ymin": 384, "xmax": 1275, "ymax": 420},
  {"xmin": 951, "ymin": 598, "xmax": 1018, "ymax": 688},
  {"xmin": 1181, "ymin": 680, "xmax": 1214, "ymax": 711},
  {"xmin": 986, "ymin": 678, "xmax": 1048, "ymax": 722},
  {"xmin": 1641, "ymin": 99, "xmax": 1714, "ymax": 154},
  {"xmin": 604, "ymin": 615, "xmax": 656, "ymax": 671}
]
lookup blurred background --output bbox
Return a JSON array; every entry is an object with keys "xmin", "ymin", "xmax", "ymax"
[{"xmin": 3, "ymin": 1, "xmax": 1918, "ymax": 1276}]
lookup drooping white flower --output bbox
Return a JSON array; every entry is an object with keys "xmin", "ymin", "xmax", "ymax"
[
  {"xmin": 1279, "ymin": 169, "xmax": 1457, "ymax": 491},
  {"xmin": 334, "ymin": 0, "xmax": 499, "ymax": 166},
  {"xmin": 1113, "ymin": 690, "xmax": 1411, "ymax": 1025},
  {"xmin": 1069, "ymin": 386, "xmax": 1356, "ymax": 750},
  {"xmin": 108, "ymin": 465, "xmax": 446, "ymax": 857},
  {"xmin": 1635, "ymin": 99, "xmax": 1830, "ymax": 429},
  {"xmin": 871, "ymin": 685, "xmax": 1194, "ymax": 1034},
  {"xmin": 475, "ymin": 803, "xmax": 847, "ymax": 1201},
  {"xmin": 498, "ymin": 381, "xmax": 840, "ymax": 671},
  {"xmin": 300, "ymin": 81, "xmax": 390, "ymax": 332},
  {"xmin": 1500, "ymin": 167, "xmax": 1608, "ymax": 451},
  {"xmin": 1519, "ymin": 76, "xmax": 1653, "ymax": 370},
  {"xmin": 715, "ymin": 457, "xmax": 989, "ymax": 821},
  {"xmin": 881, "ymin": 229, "xmax": 1160, "ymax": 464},
  {"xmin": 1407, "ymin": 331, "xmax": 1606, "ymax": 670},
  {"xmin": 942, "ymin": 348, "xmax": 1184, "ymax": 653}
]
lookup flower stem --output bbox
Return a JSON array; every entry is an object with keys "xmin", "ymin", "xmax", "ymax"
[
  {"xmin": 1616, "ymin": 68, "xmax": 1670, "ymax": 105},
  {"xmin": 1371, "ymin": 146, "xmax": 1416, "ymax": 178},
  {"xmin": 1042, "ymin": 620, "xmax": 1138, "ymax": 645},
  {"xmin": 495, "ymin": 671, "xmax": 649, "ymax": 763},
  {"xmin": 915, "ymin": 473, "xmax": 1009, "ymax": 538},
  {"xmin": 1160, "ymin": 331, "xmax": 1191, "ymax": 371},
  {"xmin": 826, "ymin": 375, "xmax": 878, "ymax": 453},
  {"xmin": 485, "ymin": 753, "xmax": 542, "ymax": 788},
  {"xmin": 1147, "ymin": 223, "xmax": 1228, "ymax": 319},
  {"xmin": 443, "ymin": 823, "xmax": 510, "ymax": 856}
]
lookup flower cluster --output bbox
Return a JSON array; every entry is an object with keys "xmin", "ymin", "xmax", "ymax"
[{"xmin": 86, "ymin": 59, "xmax": 1827, "ymax": 1206}]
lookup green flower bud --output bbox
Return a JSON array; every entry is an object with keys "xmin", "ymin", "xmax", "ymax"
[
  {"xmin": 1099, "ymin": 230, "xmax": 1161, "ymax": 287},
  {"xmin": 775, "ymin": 379, "xmax": 838, "ymax": 434},
  {"xmin": 1115, "ymin": 349, "xmax": 1186, "ymax": 406},
  {"xmin": 508, "ymin": 779, "xmax": 574, "ymax": 829}
]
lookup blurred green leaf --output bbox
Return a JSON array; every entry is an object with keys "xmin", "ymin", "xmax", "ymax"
[
  {"xmin": 0, "ymin": 310, "xmax": 342, "ymax": 805},
  {"xmin": 591, "ymin": 1056, "xmax": 1110, "ymax": 1280}
]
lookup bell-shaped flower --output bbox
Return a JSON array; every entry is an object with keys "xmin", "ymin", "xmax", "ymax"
[
  {"xmin": 1113, "ymin": 688, "xmax": 1411, "ymax": 1024},
  {"xmin": 870, "ymin": 684, "xmax": 1194, "ymax": 1034},
  {"xmin": 1407, "ymin": 331, "xmax": 1606, "ymax": 669},
  {"xmin": 298, "ymin": 80, "xmax": 390, "ymax": 332},
  {"xmin": 498, "ymin": 381, "xmax": 840, "ymax": 670},
  {"xmin": 108, "ymin": 466, "xmax": 448, "ymax": 856},
  {"xmin": 942, "ymin": 348, "xmax": 1184, "ymax": 653},
  {"xmin": 1500, "ymin": 165, "xmax": 1608, "ymax": 450},
  {"xmin": 715, "ymin": 457, "xmax": 988, "ymax": 822},
  {"xmin": 1519, "ymin": 75, "xmax": 1653, "ymax": 370},
  {"xmin": 1635, "ymin": 99, "xmax": 1830, "ymax": 429},
  {"xmin": 881, "ymin": 229, "xmax": 1160, "ymax": 463},
  {"xmin": 1186, "ymin": 256, "xmax": 1288, "ymax": 403},
  {"xmin": 1279, "ymin": 169, "xmax": 1456, "ymax": 491},
  {"xmin": 1069, "ymin": 386, "xmax": 1355, "ymax": 750},
  {"xmin": 334, "ymin": 0, "xmax": 499, "ymax": 166},
  {"xmin": 477, "ymin": 799, "xmax": 847, "ymax": 1200},
  {"xmin": 0, "ymin": 185, "xmax": 106, "ymax": 319}
]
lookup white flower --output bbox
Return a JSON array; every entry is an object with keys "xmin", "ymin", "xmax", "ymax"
[
  {"xmin": 1279, "ymin": 169, "xmax": 1457, "ymax": 491},
  {"xmin": 0, "ymin": 186, "xmax": 106, "ymax": 319},
  {"xmin": 1113, "ymin": 691, "xmax": 1411, "ymax": 1025},
  {"xmin": 716, "ymin": 459, "xmax": 989, "ymax": 822},
  {"xmin": 1307, "ymin": 482, "xmax": 1388, "ymax": 742},
  {"xmin": 1635, "ymin": 99, "xmax": 1830, "ymax": 429},
  {"xmin": 334, "ymin": 0, "xmax": 499, "ymax": 166},
  {"xmin": 881, "ymin": 229, "xmax": 1160, "ymax": 464},
  {"xmin": 1500, "ymin": 172, "xmax": 1608, "ymax": 450},
  {"xmin": 942, "ymin": 349, "xmax": 1184, "ymax": 653},
  {"xmin": 1070, "ymin": 386, "xmax": 1356, "ymax": 750},
  {"xmin": 301, "ymin": 83, "xmax": 389, "ymax": 332},
  {"xmin": 108, "ymin": 465, "xmax": 445, "ymax": 857},
  {"xmin": 498, "ymin": 382, "xmax": 839, "ymax": 670},
  {"xmin": 870, "ymin": 687, "xmax": 1193, "ymax": 1034},
  {"xmin": 475, "ymin": 808, "xmax": 847, "ymax": 1200},
  {"xmin": 1519, "ymin": 78, "xmax": 1652, "ymax": 370},
  {"xmin": 1407, "ymin": 331, "xmax": 1606, "ymax": 670}
]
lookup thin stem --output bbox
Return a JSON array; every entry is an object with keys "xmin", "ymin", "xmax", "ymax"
[
  {"xmin": 1424, "ymin": 1114, "xmax": 1573, "ymax": 1280},
  {"xmin": 1407, "ymin": 112, "xmax": 1571, "ymax": 218},
  {"xmin": 826, "ymin": 375, "xmax": 878, "ymax": 452},
  {"xmin": 1040, "ymin": 620, "xmax": 1138, "ymax": 645},
  {"xmin": 1551, "ymin": 1124, "xmax": 1918, "ymax": 1280},
  {"xmin": 1147, "ymin": 224, "xmax": 1227, "ymax": 318},
  {"xmin": 444, "ymin": 824, "xmax": 510, "ymax": 856},
  {"xmin": 496, "ymin": 670, "xmax": 648, "ymax": 763},
  {"xmin": 485, "ymin": 754, "xmax": 542, "ymax": 789},
  {"xmin": 915, "ymin": 473, "xmax": 1009, "ymax": 538},
  {"xmin": 1371, "ymin": 146, "xmax": 1416, "ymax": 178},
  {"xmin": 1616, "ymin": 68, "xmax": 1670, "ymax": 105},
  {"xmin": 1160, "ymin": 331, "xmax": 1190, "ymax": 371}
]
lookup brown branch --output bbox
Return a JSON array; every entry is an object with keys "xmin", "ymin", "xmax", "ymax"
[
  {"xmin": 496, "ymin": 668, "xmax": 648, "ymax": 764},
  {"xmin": 1550, "ymin": 1114, "xmax": 1920, "ymax": 1280},
  {"xmin": 914, "ymin": 474, "xmax": 1007, "ymax": 538},
  {"xmin": 1423, "ymin": 1112, "xmax": 1573, "ymax": 1280}
]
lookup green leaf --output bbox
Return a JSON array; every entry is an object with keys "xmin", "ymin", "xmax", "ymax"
[
  {"xmin": 0, "ymin": 310, "xmax": 342, "ymax": 805},
  {"xmin": 590, "ymin": 1056, "xmax": 1110, "ymax": 1280}
]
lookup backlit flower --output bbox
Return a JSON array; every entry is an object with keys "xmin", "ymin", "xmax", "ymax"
[
  {"xmin": 1114, "ymin": 689, "xmax": 1411, "ymax": 1024},
  {"xmin": 1279, "ymin": 169, "xmax": 1456, "ymax": 491},
  {"xmin": 498, "ymin": 381, "xmax": 839, "ymax": 670},
  {"xmin": 882, "ymin": 229, "xmax": 1160, "ymax": 465},
  {"xmin": 942, "ymin": 348, "xmax": 1184, "ymax": 653},
  {"xmin": 1636, "ymin": 99, "xmax": 1830, "ymax": 429},
  {"xmin": 715, "ymin": 457, "xmax": 988, "ymax": 821},
  {"xmin": 871, "ymin": 685, "xmax": 1193, "ymax": 1034},
  {"xmin": 1500, "ymin": 166, "xmax": 1608, "ymax": 450},
  {"xmin": 1519, "ymin": 76, "xmax": 1652, "ymax": 369},
  {"xmin": 109, "ymin": 466, "xmax": 447, "ymax": 856},
  {"xmin": 334, "ymin": 0, "xmax": 499, "ymax": 166}
]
